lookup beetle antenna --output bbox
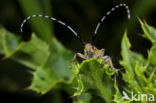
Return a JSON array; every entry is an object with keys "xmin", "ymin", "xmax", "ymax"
[
  {"xmin": 20, "ymin": 14, "xmax": 86, "ymax": 45},
  {"xmin": 91, "ymin": 3, "xmax": 130, "ymax": 45}
]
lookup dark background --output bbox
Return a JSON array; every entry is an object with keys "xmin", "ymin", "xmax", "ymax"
[{"xmin": 0, "ymin": 0, "xmax": 156, "ymax": 103}]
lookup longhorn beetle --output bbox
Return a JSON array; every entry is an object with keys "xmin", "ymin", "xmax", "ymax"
[{"xmin": 20, "ymin": 3, "xmax": 130, "ymax": 75}]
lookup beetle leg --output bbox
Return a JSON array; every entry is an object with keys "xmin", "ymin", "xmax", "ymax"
[
  {"xmin": 103, "ymin": 55, "xmax": 118, "ymax": 76},
  {"xmin": 71, "ymin": 53, "xmax": 87, "ymax": 64}
]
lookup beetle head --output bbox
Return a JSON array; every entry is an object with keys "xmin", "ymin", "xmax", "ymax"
[{"xmin": 84, "ymin": 43, "xmax": 96, "ymax": 58}]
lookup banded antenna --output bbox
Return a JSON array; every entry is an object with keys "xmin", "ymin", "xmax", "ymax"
[
  {"xmin": 91, "ymin": 3, "xmax": 131, "ymax": 45},
  {"xmin": 20, "ymin": 14, "xmax": 86, "ymax": 45}
]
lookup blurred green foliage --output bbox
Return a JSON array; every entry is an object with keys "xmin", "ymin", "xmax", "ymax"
[
  {"xmin": 0, "ymin": 27, "xmax": 74, "ymax": 94},
  {"xmin": 1, "ymin": 18, "xmax": 156, "ymax": 102},
  {"xmin": 18, "ymin": 0, "xmax": 53, "ymax": 43}
]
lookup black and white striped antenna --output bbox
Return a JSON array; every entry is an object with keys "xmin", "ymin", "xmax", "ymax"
[
  {"xmin": 91, "ymin": 3, "xmax": 131, "ymax": 45},
  {"xmin": 20, "ymin": 14, "xmax": 86, "ymax": 45},
  {"xmin": 21, "ymin": 4, "xmax": 130, "ymax": 46}
]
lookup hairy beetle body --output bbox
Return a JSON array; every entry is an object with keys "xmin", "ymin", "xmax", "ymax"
[{"xmin": 72, "ymin": 43, "xmax": 117, "ymax": 74}]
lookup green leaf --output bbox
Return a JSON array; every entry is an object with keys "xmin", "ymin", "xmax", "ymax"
[
  {"xmin": 120, "ymin": 30, "xmax": 156, "ymax": 102},
  {"xmin": 139, "ymin": 19, "xmax": 156, "ymax": 44},
  {"xmin": 148, "ymin": 45, "xmax": 156, "ymax": 66},
  {"xmin": 120, "ymin": 32, "xmax": 146, "ymax": 72},
  {"xmin": 0, "ymin": 27, "xmax": 74, "ymax": 94},
  {"xmin": 113, "ymin": 80, "xmax": 131, "ymax": 103},
  {"xmin": 73, "ymin": 58, "xmax": 115, "ymax": 103},
  {"xmin": 0, "ymin": 28, "xmax": 21, "ymax": 57},
  {"xmin": 27, "ymin": 37, "xmax": 74, "ymax": 94},
  {"xmin": 120, "ymin": 32, "xmax": 134, "ymax": 76},
  {"xmin": 120, "ymin": 32, "xmax": 148, "ymax": 92},
  {"xmin": 0, "ymin": 29, "xmax": 50, "ymax": 69},
  {"xmin": 13, "ymin": 34, "xmax": 50, "ymax": 69},
  {"xmin": 75, "ymin": 92, "xmax": 92, "ymax": 103}
]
